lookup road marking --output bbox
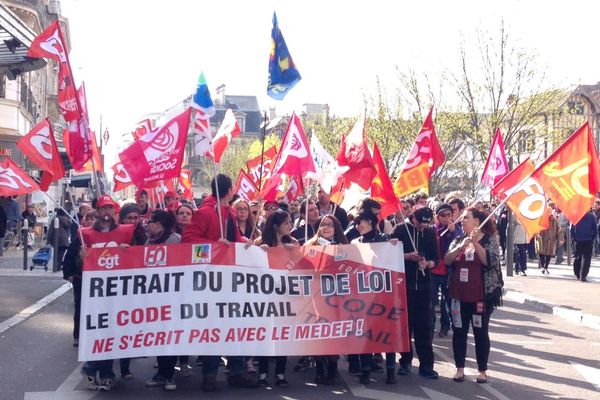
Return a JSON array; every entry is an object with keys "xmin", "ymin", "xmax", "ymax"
[
  {"xmin": 0, "ymin": 282, "xmax": 70, "ymax": 334},
  {"xmin": 24, "ymin": 363, "xmax": 97, "ymax": 400},
  {"xmin": 570, "ymin": 362, "xmax": 600, "ymax": 391}
]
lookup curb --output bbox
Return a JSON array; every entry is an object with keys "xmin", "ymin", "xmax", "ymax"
[{"xmin": 503, "ymin": 288, "xmax": 600, "ymax": 331}]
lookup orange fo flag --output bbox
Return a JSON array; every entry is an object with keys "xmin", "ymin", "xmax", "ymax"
[
  {"xmin": 371, "ymin": 143, "xmax": 400, "ymax": 218},
  {"xmin": 492, "ymin": 158, "xmax": 550, "ymax": 240},
  {"xmin": 530, "ymin": 122, "xmax": 600, "ymax": 224},
  {"xmin": 82, "ymin": 131, "xmax": 103, "ymax": 172},
  {"xmin": 394, "ymin": 107, "xmax": 445, "ymax": 197}
]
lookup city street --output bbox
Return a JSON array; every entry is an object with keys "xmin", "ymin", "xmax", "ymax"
[{"xmin": 1, "ymin": 250, "xmax": 599, "ymax": 400}]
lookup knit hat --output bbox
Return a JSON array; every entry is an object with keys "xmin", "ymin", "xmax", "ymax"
[
  {"xmin": 413, "ymin": 206, "xmax": 433, "ymax": 224},
  {"xmin": 435, "ymin": 203, "xmax": 453, "ymax": 216},
  {"xmin": 149, "ymin": 210, "xmax": 176, "ymax": 233},
  {"xmin": 119, "ymin": 203, "xmax": 141, "ymax": 220}
]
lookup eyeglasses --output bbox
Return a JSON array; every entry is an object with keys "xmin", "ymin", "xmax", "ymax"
[
  {"xmin": 237, "ymin": 207, "xmax": 249, "ymax": 212},
  {"xmin": 123, "ymin": 215, "xmax": 139, "ymax": 220},
  {"xmin": 439, "ymin": 212, "xmax": 452, "ymax": 217},
  {"xmin": 320, "ymin": 222, "xmax": 334, "ymax": 228},
  {"xmin": 264, "ymin": 206, "xmax": 278, "ymax": 211}
]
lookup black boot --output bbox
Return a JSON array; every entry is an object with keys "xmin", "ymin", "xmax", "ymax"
[
  {"xmin": 359, "ymin": 371, "xmax": 370, "ymax": 385},
  {"xmin": 386, "ymin": 369, "xmax": 397, "ymax": 384}
]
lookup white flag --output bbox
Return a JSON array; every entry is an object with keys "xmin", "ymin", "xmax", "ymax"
[{"xmin": 310, "ymin": 133, "xmax": 348, "ymax": 193}]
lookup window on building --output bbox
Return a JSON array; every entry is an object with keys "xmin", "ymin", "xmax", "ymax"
[
  {"xmin": 236, "ymin": 116, "xmax": 246, "ymax": 132},
  {"xmin": 567, "ymin": 101, "xmax": 584, "ymax": 115}
]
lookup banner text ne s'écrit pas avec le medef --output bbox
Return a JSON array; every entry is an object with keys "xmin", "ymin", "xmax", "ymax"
[{"xmin": 79, "ymin": 242, "xmax": 409, "ymax": 361}]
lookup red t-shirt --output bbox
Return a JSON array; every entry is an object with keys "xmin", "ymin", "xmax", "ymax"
[{"xmin": 80, "ymin": 224, "xmax": 134, "ymax": 248}]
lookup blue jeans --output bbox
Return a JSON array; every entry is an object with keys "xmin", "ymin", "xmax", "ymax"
[
  {"xmin": 515, "ymin": 244, "xmax": 528, "ymax": 271},
  {"xmin": 430, "ymin": 274, "xmax": 450, "ymax": 333},
  {"xmin": 82, "ymin": 360, "xmax": 114, "ymax": 380}
]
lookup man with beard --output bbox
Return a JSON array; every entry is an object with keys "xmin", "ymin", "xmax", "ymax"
[{"xmin": 79, "ymin": 195, "xmax": 134, "ymax": 391}]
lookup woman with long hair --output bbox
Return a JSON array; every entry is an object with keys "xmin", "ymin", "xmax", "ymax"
[
  {"xmin": 254, "ymin": 209, "xmax": 298, "ymax": 387},
  {"xmin": 233, "ymin": 198, "xmax": 260, "ymax": 240},
  {"xmin": 305, "ymin": 214, "xmax": 348, "ymax": 246},
  {"xmin": 175, "ymin": 204, "xmax": 194, "ymax": 235},
  {"xmin": 444, "ymin": 207, "xmax": 503, "ymax": 384},
  {"xmin": 305, "ymin": 214, "xmax": 347, "ymax": 384}
]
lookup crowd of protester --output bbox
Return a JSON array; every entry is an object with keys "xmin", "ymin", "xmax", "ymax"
[{"xmin": 51, "ymin": 172, "xmax": 600, "ymax": 392}]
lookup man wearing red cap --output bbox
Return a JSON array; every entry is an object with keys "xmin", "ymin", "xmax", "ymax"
[{"xmin": 80, "ymin": 194, "xmax": 134, "ymax": 391}]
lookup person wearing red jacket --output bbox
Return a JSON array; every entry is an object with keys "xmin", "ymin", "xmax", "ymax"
[
  {"xmin": 80, "ymin": 195, "xmax": 134, "ymax": 392},
  {"xmin": 181, "ymin": 174, "xmax": 255, "ymax": 391}
]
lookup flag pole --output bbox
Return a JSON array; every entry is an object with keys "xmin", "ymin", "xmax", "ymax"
[
  {"xmin": 65, "ymin": 184, "xmax": 86, "ymax": 244},
  {"xmin": 304, "ymin": 184, "xmax": 309, "ymax": 243},
  {"xmin": 211, "ymin": 161, "xmax": 225, "ymax": 240},
  {"xmin": 257, "ymin": 111, "xmax": 268, "ymax": 192}
]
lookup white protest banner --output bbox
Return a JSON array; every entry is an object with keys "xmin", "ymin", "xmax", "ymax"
[{"xmin": 79, "ymin": 242, "xmax": 409, "ymax": 361}]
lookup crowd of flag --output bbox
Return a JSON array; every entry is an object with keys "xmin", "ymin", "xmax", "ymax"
[{"xmin": 2, "ymin": 13, "xmax": 599, "ymax": 239}]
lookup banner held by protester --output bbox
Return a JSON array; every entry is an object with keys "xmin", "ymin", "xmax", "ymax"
[{"xmin": 79, "ymin": 242, "xmax": 409, "ymax": 360}]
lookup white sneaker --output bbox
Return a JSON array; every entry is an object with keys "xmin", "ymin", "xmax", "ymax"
[
  {"xmin": 164, "ymin": 378, "xmax": 177, "ymax": 391},
  {"xmin": 97, "ymin": 378, "xmax": 114, "ymax": 391},
  {"xmin": 81, "ymin": 371, "xmax": 98, "ymax": 390}
]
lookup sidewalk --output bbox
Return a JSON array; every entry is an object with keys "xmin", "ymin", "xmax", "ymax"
[{"xmin": 503, "ymin": 257, "xmax": 600, "ymax": 331}]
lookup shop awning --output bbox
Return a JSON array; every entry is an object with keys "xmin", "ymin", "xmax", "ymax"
[{"xmin": 0, "ymin": 4, "xmax": 46, "ymax": 79}]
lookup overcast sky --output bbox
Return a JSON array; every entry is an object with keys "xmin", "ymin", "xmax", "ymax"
[{"xmin": 61, "ymin": 0, "xmax": 600, "ymax": 164}]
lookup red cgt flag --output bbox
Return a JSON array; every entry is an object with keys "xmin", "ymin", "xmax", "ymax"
[
  {"xmin": 16, "ymin": 119, "xmax": 64, "ymax": 191},
  {"xmin": 492, "ymin": 158, "xmax": 550, "ymax": 240},
  {"xmin": 481, "ymin": 128, "xmax": 509, "ymax": 188},
  {"xmin": 246, "ymin": 145, "xmax": 278, "ymax": 188},
  {"xmin": 336, "ymin": 110, "xmax": 376, "ymax": 190},
  {"xmin": 119, "ymin": 108, "xmax": 192, "ymax": 188},
  {"xmin": 394, "ymin": 107, "xmax": 445, "ymax": 197},
  {"xmin": 234, "ymin": 169, "xmax": 259, "ymax": 202},
  {"xmin": 111, "ymin": 162, "xmax": 133, "ymax": 192},
  {"xmin": 0, "ymin": 158, "xmax": 40, "ymax": 196},
  {"xmin": 82, "ymin": 131, "xmax": 103, "ymax": 172},
  {"xmin": 531, "ymin": 122, "xmax": 600, "ymax": 224},
  {"xmin": 371, "ymin": 143, "xmax": 400, "ymax": 219},
  {"xmin": 211, "ymin": 109, "xmax": 241, "ymax": 163},
  {"xmin": 271, "ymin": 112, "xmax": 315, "ymax": 178}
]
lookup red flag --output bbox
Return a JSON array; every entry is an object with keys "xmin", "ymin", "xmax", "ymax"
[
  {"xmin": 63, "ymin": 118, "xmax": 92, "ymax": 171},
  {"xmin": 234, "ymin": 169, "xmax": 259, "ymax": 201},
  {"xmin": 131, "ymin": 119, "xmax": 153, "ymax": 140},
  {"xmin": 0, "ymin": 158, "xmax": 40, "ymax": 196},
  {"xmin": 394, "ymin": 107, "xmax": 445, "ymax": 197},
  {"xmin": 178, "ymin": 169, "xmax": 193, "ymax": 200},
  {"xmin": 530, "ymin": 122, "xmax": 600, "ymax": 224},
  {"xmin": 246, "ymin": 145, "xmax": 278, "ymax": 188},
  {"xmin": 336, "ymin": 110, "xmax": 376, "ymax": 190},
  {"xmin": 112, "ymin": 162, "xmax": 133, "ymax": 192},
  {"xmin": 211, "ymin": 109, "xmax": 241, "ymax": 163},
  {"xmin": 29, "ymin": 20, "xmax": 84, "ymax": 124},
  {"xmin": 16, "ymin": 119, "xmax": 64, "ymax": 191},
  {"xmin": 481, "ymin": 128, "xmax": 509, "ymax": 188},
  {"xmin": 371, "ymin": 143, "xmax": 400, "ymax": 218},
  {"xmin": 492, "ymin": 158, "xmax": 550, "ymax": 240},
  {"xmin": 271, "ymin": 113, "xmax": 315, "ymax": 178},
  {"xmin": 119, "ymin": 108, "xmax": 192, "ymax": 188},
  {"xmin": 82, "ymin": 131, "xmax": 103, "ymax": 172}
]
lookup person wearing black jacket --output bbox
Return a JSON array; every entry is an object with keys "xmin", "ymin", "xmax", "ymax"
[
  {"xmin": 349, "ymin": 211, "xmax": 392, "ymax": 384},
  {"xmin": 389, "ymin": 206, "xmax": 439, "ymax": 380},
  {"xmin": 62, "ymin": 210, "xmax": 97, "ymax": 347},
  {"xmin": 0, "ymin": 204, "xmax": 7, "ymax": 256}
]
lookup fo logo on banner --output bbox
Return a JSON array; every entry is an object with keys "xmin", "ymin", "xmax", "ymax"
[
  {"xmin": 98, "ymin": 250, "xmax": 119, "ymax": 269},
  {"xmin": 144, "ymin": 246, "xmax": 167, "ymax": 267},
  {"xmin": 192, "ymin": 244, "xmax": 211, "ymax": 264}
]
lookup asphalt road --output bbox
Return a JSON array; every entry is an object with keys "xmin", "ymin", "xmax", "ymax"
[{"xmin": 1, "ymin": 284, "xmax": 598, "ymax": 399}]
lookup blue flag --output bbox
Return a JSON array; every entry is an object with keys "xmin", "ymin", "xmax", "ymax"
[
  {"xmin": 192, "ymin": 71, "xmax": 215, "ymax": 116},
  {"xmin": 267, "ymin": 12, "xmax": 301, "ymax": 100}
]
